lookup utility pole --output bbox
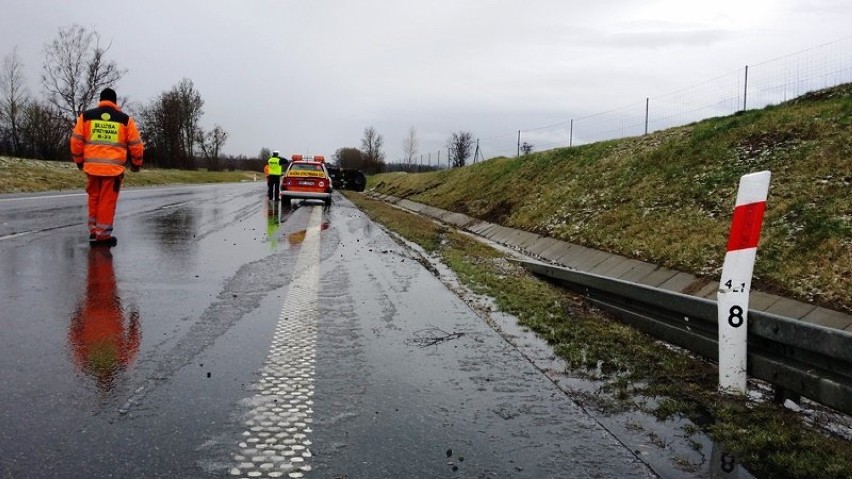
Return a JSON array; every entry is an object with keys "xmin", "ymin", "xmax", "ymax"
[
  {"xmin": 569, "ymin": 119, "xmax": 573, "ymax": 147},
  {"xmin": 645, "ymin": 98, "xmax": 650, "ymax": 135},
  {"xmin": 743, "ymin": 65, "xmax": 749, "ymax": 111},
  {"xmin": 517, "ymin": 130, "xmax": 521, "ymax": 157}
]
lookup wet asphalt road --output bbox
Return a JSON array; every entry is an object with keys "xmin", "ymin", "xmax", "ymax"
[{"xmin": 0, "ymin": 182, "xmax": 655, "ymax": 478}]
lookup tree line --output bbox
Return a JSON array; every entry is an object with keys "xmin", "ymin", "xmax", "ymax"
[
  {"xmin": 334, "ymin": 126, "xmax": 482, "ymax": 174},
  {"xmin": 0, "ymin": 24, "xmax": 239, "ymax": 170}
]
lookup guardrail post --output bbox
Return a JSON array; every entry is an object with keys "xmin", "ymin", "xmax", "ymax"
[{"xmin": 718, "ymin": 170, "xmax": 771, "ymax": 394}]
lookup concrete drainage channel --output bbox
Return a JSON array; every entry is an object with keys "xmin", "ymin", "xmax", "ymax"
[{"xmin": 366, "ymin": 193, "xmax": 852, "ymax": 417}]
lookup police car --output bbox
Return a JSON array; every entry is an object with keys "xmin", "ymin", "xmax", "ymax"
[{"xmin": 280, "ymin": 154, "xmax": 333, "ymax": 207}]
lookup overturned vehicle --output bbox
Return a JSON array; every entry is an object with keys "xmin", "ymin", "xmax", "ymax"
[{"xmin": 325, "ymin": 166, "xmax": 367, "ymax": 192}]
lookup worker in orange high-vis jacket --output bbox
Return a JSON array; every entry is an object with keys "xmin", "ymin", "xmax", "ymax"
[{"xmin": 70, "ymin": 88, "xmax": 144, "ymax": 247}]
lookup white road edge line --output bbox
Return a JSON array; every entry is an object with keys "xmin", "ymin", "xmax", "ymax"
[{"xmin": 229, "ymin": 206, "xmax": 322, "ymax": 479}]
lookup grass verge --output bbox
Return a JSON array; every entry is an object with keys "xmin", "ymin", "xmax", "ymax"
[
  {"xmin": 346, "ymin": 191, "xmax": 852, "ymax": 479},
  {"xmin": 0, "ymin": 157, "xmax": 257, "ymax": 194}
]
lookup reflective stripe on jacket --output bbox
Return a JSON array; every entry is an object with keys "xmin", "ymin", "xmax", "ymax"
[
  {"xmin": 267, "ymin": 156, "xmax": 283, "ymax": 176},
  {"xmin": 70, "ymin": 100, "xmax": 144, "ymax": 177}
]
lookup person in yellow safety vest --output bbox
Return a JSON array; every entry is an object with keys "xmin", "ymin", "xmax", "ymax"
[{"xmin": 266, "ymin": 150, "xmax": 283, "ymax": 201}]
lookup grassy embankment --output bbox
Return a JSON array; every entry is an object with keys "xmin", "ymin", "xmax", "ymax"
[{"xmin": 368, "ymin": 84, "xmax": 852, "ymax": 315}]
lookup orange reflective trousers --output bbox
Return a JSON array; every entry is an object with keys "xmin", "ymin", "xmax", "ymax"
[{"xmin": 86, "ymin": 174, "xmax": 122, "ymax": 240}]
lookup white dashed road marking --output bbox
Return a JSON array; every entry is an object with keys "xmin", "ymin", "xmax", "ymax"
[{"xmin": 230, "ymin": 207, "xmax": 322, "ymax": 478}]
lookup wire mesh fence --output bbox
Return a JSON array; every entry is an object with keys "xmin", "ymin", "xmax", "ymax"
[{"xmin": 478, "ymin": 36, "xmax": 852, "ymax": 159}]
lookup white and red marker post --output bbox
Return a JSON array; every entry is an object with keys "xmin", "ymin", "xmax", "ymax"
[{"xmin": 717, "ymin": 170, "xmax": 771, "ymax": 394}]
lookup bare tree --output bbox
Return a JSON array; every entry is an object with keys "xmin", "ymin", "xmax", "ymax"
[
  {"xmin": 258, "ymin": 147, "xmax": 271, "ymax": 162},
  {"xmin": 41, "ymin": 24, "xmax": 126, "ymax": 119},
  {"xmin": 176, "ymin": 78, "xmax": 204, "ymax": 162},
  {"xmin": 402, "ymin": 126, "xmax": 417, "ymax": 171},
  {"xmin": 139, "ymin": 89, "xmax": 184, "ymax": 168},
  {"xmin": 447, "ymin": 131, "xmax": 474, "ymax": 168},
  {"xmin": 138, "ymin": 80, "xmax": 207, "ymax": 169},
  {"xmin": 0, "ymin": 47, "xmax": 29, "ymax": 156},
  {"xmin": 334, "ymin": 147, "xmax": 363, "ymax": 169},
  {"xmin": 196, "ymin": 124, "xmax": 229, "ymax": 171},
  {"xmin": 360, "ymin": 126, "xmax": 385, "ymax": 173},
  {"xmin": 19, "ymin": 101, "xmax": 68, "ymax": 161}
]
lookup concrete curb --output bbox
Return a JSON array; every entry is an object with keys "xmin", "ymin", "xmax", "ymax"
[{"xmin": 366, "ymin": 192, "xmax": 852, "ymax": 333}]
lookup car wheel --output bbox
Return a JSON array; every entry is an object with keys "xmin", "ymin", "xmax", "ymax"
[{"xmin": 351, "ymin": 172, "xmax": 366, "ymax": 192}]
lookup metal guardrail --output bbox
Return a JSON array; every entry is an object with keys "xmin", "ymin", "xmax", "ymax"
[{"xmin": 515, "ymin": 259, "xmax": 852, "ymax": 415}]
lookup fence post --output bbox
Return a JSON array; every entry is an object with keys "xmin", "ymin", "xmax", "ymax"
[
  {"xmin": 718, "ymin": 170, "xmax": 771, "ymax": 394},
  {"xmin": 517, "ymin": 130, "xmax": 521, "ymax": 157},
  {"xmin": 474, "ymin": 139, "xmax": 480, "ymax": 163}
]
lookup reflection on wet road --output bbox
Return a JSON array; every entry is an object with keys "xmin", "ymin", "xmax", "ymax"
[
  {"xmin": 266, "ymin": 200, "xmax": 281, "ymax": 250},
  {"xmin": 69, "ymin": 247, "xmax": 140, "ymax": 393},
  {"xmin": 0, "ymin": 183, "xmax": 665, "ymax": 478}
]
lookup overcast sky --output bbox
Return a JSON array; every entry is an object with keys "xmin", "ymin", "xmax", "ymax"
[{"xmin": 2, "ymin": 0, "xmax": 851, "ymax": 162}]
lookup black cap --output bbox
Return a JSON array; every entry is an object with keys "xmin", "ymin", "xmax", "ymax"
[{"xmin": 99, "ymin": 88, "xmax": 117, "ymax": 103}]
